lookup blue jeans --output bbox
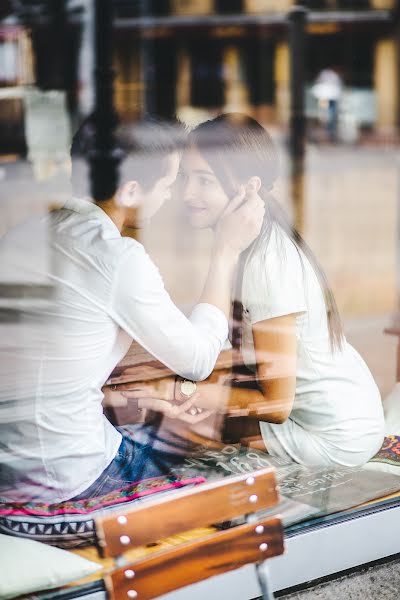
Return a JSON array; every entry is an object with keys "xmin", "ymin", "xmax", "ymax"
[{"xmin": 70, "ymin": 424, "xmax": 186, "ymax": 500}]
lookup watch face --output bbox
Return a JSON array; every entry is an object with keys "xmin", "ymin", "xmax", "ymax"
[{"xmin": 180, "ymin": 380, "xmax": 196, "ymax": 397}]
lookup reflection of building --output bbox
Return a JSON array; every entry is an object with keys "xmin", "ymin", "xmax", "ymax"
[
  {"xmin": 110, "ymin": 0, "xmax": 399, "ymax": 133},
  {"xmin": 0, "ymin": 2, "xmax": 82, "ymax": 156},
  {"xmin": 1, "ymin": 0, "xmax": 399, "ymax": 151},
  {"xmin": 0, "ymin": 24, "xmax": 33, "ymax": 153}
]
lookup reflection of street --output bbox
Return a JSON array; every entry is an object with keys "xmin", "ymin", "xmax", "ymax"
[
  {"xmin": 304, "ymin": 145, "xmax": 398, "ymax": 316},
  {"xmin": 304, "ymin": 144, "xmax": 399, "ymax": 398},
  {"xmin": 295, "ymin": 145, "xmax": 399, "ymax": 398},
  {"xmin": 1, "ymin": 141, "xmax": 398, "ymax": 398},
  {"xmin": 140, "ymin": 142, "xmax": 399, "ymax": 316},
  {"xmin": 345, "ymin": 314, "xmax": 397, "ymax": 399},
  {"xmin": 0, "ymin": 158, "xmax": 70, "ymax": 236}
]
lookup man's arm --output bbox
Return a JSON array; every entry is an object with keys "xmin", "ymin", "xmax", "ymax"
[
  {"xmin": 116, "ymin": 314, "xmax": 297, "ymax": 428},
  {"xmin": 109, "ymin": 246, "xmax": 228, "ymax": 382}
]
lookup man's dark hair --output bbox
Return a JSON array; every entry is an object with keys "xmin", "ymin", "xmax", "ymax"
[{"xmin": 71, "ymin": 116, "xmax": 186, "ymax": 198}]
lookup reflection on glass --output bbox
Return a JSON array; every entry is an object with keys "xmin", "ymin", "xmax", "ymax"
[{"xmin": 0, "ymin": 1, "xmax": 400, "ymax": 561}]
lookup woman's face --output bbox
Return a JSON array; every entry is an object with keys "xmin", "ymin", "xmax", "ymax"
[{"xmin": 179, "ymin": 146, "xmax": 231, "ymax": 229}]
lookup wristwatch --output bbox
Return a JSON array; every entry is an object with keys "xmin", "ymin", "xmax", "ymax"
[{"xmin": 179, "ymin": 379, "xmax": 197, "ymax": 398}]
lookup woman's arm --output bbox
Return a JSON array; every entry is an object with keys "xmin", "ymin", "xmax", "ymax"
[
  {"xmin": 184, "ymin": 313, "xmax": 297, "ymax": 424},
  {"xmin": 116, "ymin": 314, "xmax": 297, "ymax": 425},
  {"xmin": 229, "ymin": 313, "xmax": 297, "ymax": 423}
]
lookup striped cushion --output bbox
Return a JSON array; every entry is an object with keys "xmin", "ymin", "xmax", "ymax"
[{"xmin": 0, "ymin": 475, "xmax": 205, "ymax": 549}]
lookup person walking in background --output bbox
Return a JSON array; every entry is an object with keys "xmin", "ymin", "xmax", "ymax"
[{"xmin": 312, "ymin": 68, "xmax": 343, "ymax": 143}]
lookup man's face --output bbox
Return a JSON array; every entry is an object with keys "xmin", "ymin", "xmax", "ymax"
[{"xmin": 125, "ymin": 152, "xmax": 180, "ymax": 228}]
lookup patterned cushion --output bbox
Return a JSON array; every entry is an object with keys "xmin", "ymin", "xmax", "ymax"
[
  {"xmin": 0, "ymin": 475, "xmax": 205, "ymax": 549},
  {"xmin": 364, "ymin": 435, "xmax": 400, "ymax": 476}
]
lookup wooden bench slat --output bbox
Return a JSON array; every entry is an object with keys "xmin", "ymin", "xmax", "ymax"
[
  {"xmin": 96, "ymin": 468, "xmax": 278, "ymax": 558},
  {"xmin": 105, "ymin": 516, "xmax": 284, "ymax": 600}
]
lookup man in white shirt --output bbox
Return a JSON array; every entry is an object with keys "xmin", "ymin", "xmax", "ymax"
[{"xmin": 0, "ymin": 118, "xmax": 264, "ymax": 503}]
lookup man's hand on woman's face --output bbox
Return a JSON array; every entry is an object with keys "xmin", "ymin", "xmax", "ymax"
[{"xmin": 214, "ymin": 180, "xmax": 265, "ymax": 257}]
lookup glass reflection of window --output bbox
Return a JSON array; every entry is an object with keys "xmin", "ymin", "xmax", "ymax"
[{"xmin": 1, "ymin": 1, "xmax": 400, "ymax": 596}]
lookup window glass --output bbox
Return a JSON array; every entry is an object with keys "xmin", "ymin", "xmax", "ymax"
[{"xmin": 1, "ymin": 0, "xmax": 399, "ymax": 563}]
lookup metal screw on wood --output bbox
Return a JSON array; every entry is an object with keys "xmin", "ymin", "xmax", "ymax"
[
  {"xmin": 120, "ymin": 535, "xmax": 131, "ymax": 545},
  {"xmin": 125, "ymin": 570, "xmax": 135, "ymax": 579}
]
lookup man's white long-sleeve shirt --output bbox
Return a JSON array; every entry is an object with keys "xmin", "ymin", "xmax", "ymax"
[{"xmin": 0, "ymin": 197, "xmax": 228, "ymax": 502}]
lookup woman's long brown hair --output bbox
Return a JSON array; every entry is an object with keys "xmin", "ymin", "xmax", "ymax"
[{"xmin": 188, "ymin": 113, "xmax": 343, "ymax": 352}]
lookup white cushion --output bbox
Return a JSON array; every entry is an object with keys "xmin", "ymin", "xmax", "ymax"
[
  {"xmin": 362, "ymin": 384, "xmax": 400, "ymax": 476},
  {"xmin": 363, "ymin": 461, "xmax": 400, "ymax": 477},
  {"xmin": 0, "ymin": 534, "xmax": 101, "ymax": 599},
  {"xmin": 383, "ymin": 382, "xmax": 400, "ymax": 435}
]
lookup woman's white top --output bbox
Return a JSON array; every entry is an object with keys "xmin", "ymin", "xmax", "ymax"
[{"xmin": 241, "ymin": 225, "xmax": 384, "ymax": 466}]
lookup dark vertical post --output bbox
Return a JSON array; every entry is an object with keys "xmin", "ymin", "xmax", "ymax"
[
  {"xmin": 288, "ymin": 5, "xmax": 307, "ymax": 233},
  {"xmin": 29, "ymin": 0, "xmax": 82, "ymax": 116},
  {"xmin": 140, "ymin": 0, "xmax": 157, "ymax": 116},
  {"xmin": 89, "ymin": 0, "xmax": 119, "ymax": 202}
]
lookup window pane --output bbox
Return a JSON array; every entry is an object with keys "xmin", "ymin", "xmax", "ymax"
[{"xmin": 1, "ymin": 2, "xmax": 399, "ymax": 584}]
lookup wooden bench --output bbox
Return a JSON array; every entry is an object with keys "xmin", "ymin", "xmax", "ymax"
[{"xmin": 89, "ymin": 468, "xmax": 284, "ymax": 600}]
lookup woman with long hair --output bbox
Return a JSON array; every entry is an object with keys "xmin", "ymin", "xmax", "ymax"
[{"xmin": 121, "ymin": 113, "xmax": 384, "ymax": 468}]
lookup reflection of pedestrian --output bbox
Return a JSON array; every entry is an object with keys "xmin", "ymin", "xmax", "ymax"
[{"xmin": 311, "ymin": 69, "xmax": 342, "ymax": 142}]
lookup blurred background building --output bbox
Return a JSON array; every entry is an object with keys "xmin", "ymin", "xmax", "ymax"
[{"xmin": 1, "ymin": 0, "xmax": 399, "ymax": 142}]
